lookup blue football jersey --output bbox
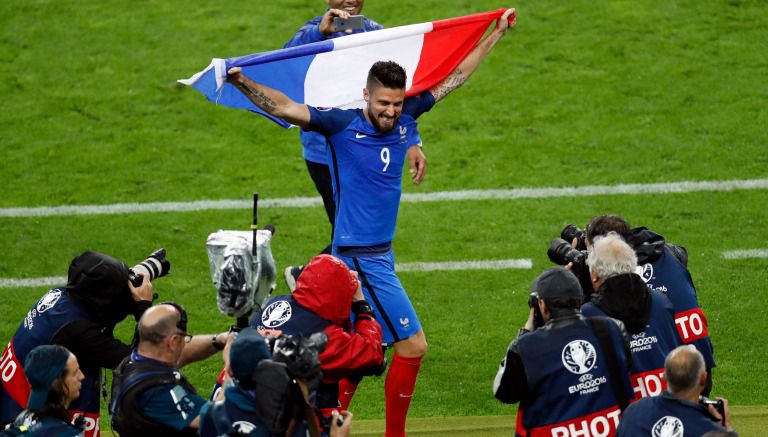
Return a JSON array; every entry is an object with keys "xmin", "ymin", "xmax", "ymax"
[{"xmin": 307, "ymin": 92, "xmax": 434, "ymax": 246}]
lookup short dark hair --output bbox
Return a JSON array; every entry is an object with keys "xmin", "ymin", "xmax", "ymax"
[
  {"xmin": 367, "ymin": 61, "xmax": 407, "ymax": 91},
  {"xmin": 585, "ymin": 215, "xmax": 630, "ymax": 244}
]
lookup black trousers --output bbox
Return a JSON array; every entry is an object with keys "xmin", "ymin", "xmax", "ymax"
[{"xmin": 306, "ymin": 160, "xmax": 335, "ymax": 255}]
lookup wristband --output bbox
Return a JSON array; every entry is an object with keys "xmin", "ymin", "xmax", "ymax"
[
  {"xmin": 212, "ymin": 334, "xmax": 224, "ymax": 351},
  {"xmin": 351, "ymin": 300, "xmax": 375, "ymax": 317}
]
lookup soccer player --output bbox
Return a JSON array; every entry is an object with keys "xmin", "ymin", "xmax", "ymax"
[
  {"xmin": 282, "ymin": 0, "xmax": 426, "ymax": 288},
  {"xmin": 226, "ymin": 8, "xmax": 515, "ymax": 435}
]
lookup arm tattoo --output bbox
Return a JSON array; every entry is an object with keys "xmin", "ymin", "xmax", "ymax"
[
  {"xmin": 431, "ymin": 67, "xmax": 465, "ymax": 102},
  {"xmin": 240, "ymin": 81, "xmax": 278, "ymax": 112}
]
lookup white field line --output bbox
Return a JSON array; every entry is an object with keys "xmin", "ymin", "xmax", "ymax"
[
  {"xmin": 0, "ymin": 276, "xmax": 67, "ymax": 288},
  {"xmin": 1, "ymin": 178, "xmax": 767, "ymax": 218},
  {"xmin": 722, "ymin": 249, "xmax": 768, "ymax": 260},
  {"xmin": 395, "ymin": 259, "xmax": 532, "ymax": 272},
  {"xmin": 0, "ymin": 259, "xmax": 531, "ymax": 288}
]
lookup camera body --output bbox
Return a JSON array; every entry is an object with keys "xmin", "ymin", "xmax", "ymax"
[
  {"xmin": 128, "ymin": 248, "xmax": 171, "ymax": 287},
  {"xmin": 527, "ymin": 292, "xmax": 545, "ymax": 329},
  {"xmin": 266, "ymin": 332, "xmax": 328, "ymax": 388},
  {"xmin": 699, "ymin": 396, "xmax": 726, "ymax": 425},
  {"xmin": 561, "ymin": 224, "xmax": 587, "ymax": 251}
]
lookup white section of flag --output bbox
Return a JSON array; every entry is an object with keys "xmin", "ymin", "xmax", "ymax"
[{"xmin": 305, "ymin": 34, "xmax": 425, "ymax": 108}]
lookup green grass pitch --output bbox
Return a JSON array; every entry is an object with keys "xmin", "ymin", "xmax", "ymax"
[{"xmin": 1, "ymin": 0, "xmax": 766, "ymax": 434}]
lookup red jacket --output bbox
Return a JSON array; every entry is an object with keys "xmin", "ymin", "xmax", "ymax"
[{"xmin": 292, "ymin": 255, "xmax": 385, "ymax": 380}]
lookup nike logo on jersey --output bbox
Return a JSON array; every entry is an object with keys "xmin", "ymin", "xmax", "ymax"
[{"xmin": 355, "ymin": 133, "xmax": 368, "ymax": 139}]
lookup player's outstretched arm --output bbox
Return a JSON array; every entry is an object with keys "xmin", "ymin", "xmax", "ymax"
[
  {"xmin": 429, "ymin": 8, "xmax": 516, "ymax": 102},
  {"xmin": 227, "ymin": 67, "xmax": 311, "ymax": 128}
]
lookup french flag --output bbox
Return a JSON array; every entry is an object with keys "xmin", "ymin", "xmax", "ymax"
[{"xmin": 180, "ymin": 8, "xmax": 511, "ymax": 127}]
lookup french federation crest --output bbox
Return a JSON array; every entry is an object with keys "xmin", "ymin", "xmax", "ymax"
[
  {"xmin": 652, "ymin": 416, "xmax": 683, "ymax": 437},
  {"xmin": 561, "ymin": 339, "xmax": 597, "ymax": 375},
  {"xmin": 36, "ymin": 289, "xmax": 62, "ymax": 313},
  {"xmin": 261, "ymin": 300, "xmax": 292, "ymax": 328},
  {"xmin": 399, "ymin": 126, "xmax": 407, "ymax": 137}
]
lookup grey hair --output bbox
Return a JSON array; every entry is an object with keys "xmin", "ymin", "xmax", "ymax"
[{"xmin": 586, "ymin": 232, "xmax": 637, "ymax": 280}]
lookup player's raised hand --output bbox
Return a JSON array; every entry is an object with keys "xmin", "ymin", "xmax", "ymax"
[
  {"xmin": 320, "ymin": 8, "xmax": 352, "ymax": 35},
  {"xmin": 497, "ymin": 8, "xmax": 517, "ymax": 35}
]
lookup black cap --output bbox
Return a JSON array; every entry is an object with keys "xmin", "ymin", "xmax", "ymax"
[{"xmin": 531, "ymin": 267, "xmax": 583, "ymax": 300}]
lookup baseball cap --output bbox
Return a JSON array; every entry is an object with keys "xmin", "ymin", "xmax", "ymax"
[
  {"xmin": 229, "ymin": 328, "xmax": 271, "ymax": 384},
  {"xmin": 531, "ymin": 267, "xmax": 583, "ymax": 300},
  {"xmin": 25, "ymin": 345, "xmax": 71, "ymax": 410}
]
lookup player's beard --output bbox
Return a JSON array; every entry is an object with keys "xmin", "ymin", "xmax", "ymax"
[{"xmin": 368, "ymin": 106, "xmax": 399, "ymax": 134}]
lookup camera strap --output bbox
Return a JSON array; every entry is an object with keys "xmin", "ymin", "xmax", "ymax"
[
  {"xmin": 295, "ymin": 380, "xmax": 321, "ymax": 437},
  {"xmin": 587, "ymin": 317, "xmax": 630, "ymax": 412}
]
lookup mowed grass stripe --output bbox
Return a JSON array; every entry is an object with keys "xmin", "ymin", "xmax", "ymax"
[
  {"xmin": 2, "ymin": 178, "xmax": 767, "ymax": 217},
  {"xmin": 0, "ymin": 259, "xmax": 531, "ymax": 289}
]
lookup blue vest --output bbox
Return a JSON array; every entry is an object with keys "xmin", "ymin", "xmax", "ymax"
[
  {"xmin": 617, "ymin": 391, "xmax": 727, "ymax": 436},
  {"xmin": 514, "ymin": 316, "xmax": 631, "ymax": 436},
  {"xmin": 5, "ymin": 410, "xmax": 84, "ymax": 437},
  {"xmin": 250, "ymin": 295, "xmax": 330, "ymax": 336},
  {"xmin": 199, "ymin": 387, "xmax": 271, "ymax": 437},
  {"xmin": 0, "ymin": 288, "xmax": 99, "ymax": 428},
  {"xmin": 249, "ymin": 296, "xmax": 338, "ymax": 409},
  {"xmin": 638, "ymin": 248, "xmax": 716, "ymax": 367},
  {"xmin": 583, "ymin": 291, "xmax": 681, "ymax": 400}
]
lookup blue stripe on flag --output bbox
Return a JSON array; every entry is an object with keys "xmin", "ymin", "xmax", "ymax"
[{"xmin": 216, "ymin": 41, "xmax": 335, "ymax": 127}]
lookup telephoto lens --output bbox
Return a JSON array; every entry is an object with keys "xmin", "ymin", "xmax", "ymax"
[{"xmin": 129, "ymin": 248, "xmax": 171, "ymax": 287}]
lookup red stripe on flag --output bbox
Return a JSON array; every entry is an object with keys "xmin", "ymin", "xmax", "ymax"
[{"xmin": 409, "ymin": 8, "xmax": 509, "ymax": 96}]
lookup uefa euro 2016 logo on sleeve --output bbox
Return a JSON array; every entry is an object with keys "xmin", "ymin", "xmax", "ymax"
[
  {"xmin": 652, "ymin": 416, "xmax": 683, "ymax": 437},
  {"xmin": 636, "ymin": 263, "xmax": 654, "ymax": 283},
  {"xmin": 261, "ymin": 301, "xmax": 292, "ymax": 328},
  {"xmin": 36, "ymin": 289, "xmax": 62, "ymax": 313}
]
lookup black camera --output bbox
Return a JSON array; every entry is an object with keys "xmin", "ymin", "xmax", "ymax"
[
  {"xmin": 561, "ymin": 224, "xmax": 587, "ymax": 251},
  {"xmin": 699, "ymin": 396, "xmax": 726, "ymax": 425},
  {"xmin": 268, "ymin": 332, "xmax": 328, "ymax": 390},
  {"xmin": 527, "ymin": 292, "xmax": 545, "ymax": 328},
  {"xmin": 128, "ymin": 248, "xmax": 171, "ymax": 287},
  {"xmin": 547, "ymin": 238, "xmax": 587, "ymax": 266}
]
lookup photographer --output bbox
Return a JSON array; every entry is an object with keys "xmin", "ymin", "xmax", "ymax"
[
  {"xmin": 493, "ymin": 267, "xmax": 634, "ymax": 435},
  {"xmin": 2, "ymin": 345, "xmax": 85, "ymax": 436},
  {"xmin": 581, "ymin": 232, "xmax": 681, "ymax": 399},
  {"xmin": 250, "ymin": 255, "xmax": 385, "ymax": 427},
  {"xmin": 198, "ymin": 328, "xmax": 273, "ymax": 436},
  {"xmin": 617, "ymin": 345, "xmax": 734, "ymax": 436},
  {"xmin": 110, "ymin": 303, "xmax": 230, "ymax": 436},
  {"xmin": 549, "ymin": 214, "xmax": 716, "ymax": 394},
  {"xmin": 0, "ymin": 250, "xmax": 166, "ymax": 436},
  {"xmin": 200, "ymin": 328, "xmax": 331, "ymax": 437}
]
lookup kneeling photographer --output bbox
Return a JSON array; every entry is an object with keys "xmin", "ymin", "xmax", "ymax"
[
  {"xmin": 110, "ymin": 303, "xmax": 231, "ymax": 436},
  {"xmin": 249, "ymin": 255, "xmax": 385, "ymax": 431},
  {"xmin": 0, "ymin": 249, "xmax": 169, "ymax": 436},
  {"xmin": 200, "ymin": 328, "xmax": 335, "ymax": 437}
]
